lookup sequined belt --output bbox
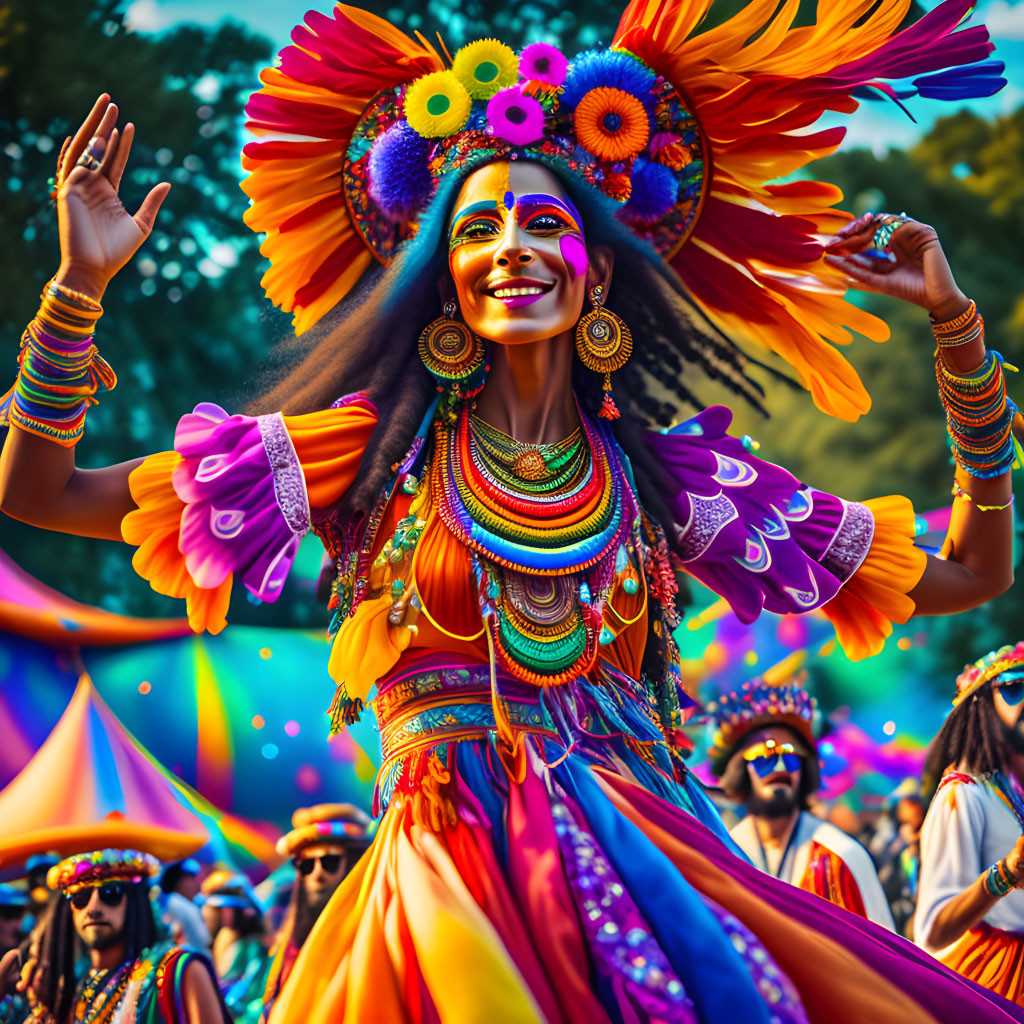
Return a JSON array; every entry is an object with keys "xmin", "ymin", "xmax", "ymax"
[{"xmin": 376, "ymin": 661, "xmax": 558, "ymax": 765}]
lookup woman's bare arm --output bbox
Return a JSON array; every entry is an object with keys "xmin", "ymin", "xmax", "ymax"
[
  {"xmin": 0, "ymin": 94, "xmax": 169, "ymax": 542},
  {"xmin": 927, "ymin": 834, "xmax": 1024, "ymax": 950},
  {"xmin": 825, "ymin": 215, "xmax": 1014, "ymax": 615}
]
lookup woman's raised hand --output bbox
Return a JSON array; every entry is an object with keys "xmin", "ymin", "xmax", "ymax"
[
  {"xmin": 824, "ymin": 212, "xmax": 969, "ymax": 323},
  {"xmin": 54, "ymin": 93, "xmax": 171, "ymax": 300}
]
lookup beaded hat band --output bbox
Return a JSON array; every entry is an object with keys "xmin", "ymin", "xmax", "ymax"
[
  {"xmin": 47, "ymin": 849, "xmax": 160, "ymax": 896},
  {"xmin": 276, "ymin": 802, "xmax": 374, "ymax": 857},
  {"xmin": 954, "ymin": 641, "xmax": 1024, "ymax": 706},
  {"xmin": 706, "ymin": 675, "xmax": 819, "ymax": 778}
]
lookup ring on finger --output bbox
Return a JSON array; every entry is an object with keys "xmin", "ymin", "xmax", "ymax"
[
  {"xmin": 76, "ymin": 152, "xmax": 102, "ymax": 171},
  {"xmin": 872, "ymin": 212, "xmax": 909, "ymax": 252}
]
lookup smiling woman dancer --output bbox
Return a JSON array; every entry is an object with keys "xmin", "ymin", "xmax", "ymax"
[{"xmin": 0, "ymin": 1, "xmax": 1020, "ymax": 1021}]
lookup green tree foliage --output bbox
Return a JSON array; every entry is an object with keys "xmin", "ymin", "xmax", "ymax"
[{"xmin": 0, "ymin": 0, "xmax": 304, "ymax": 621}]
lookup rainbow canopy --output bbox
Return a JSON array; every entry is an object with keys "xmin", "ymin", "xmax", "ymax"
[{"xmin": 0, "ymin": 675, "xmax": 209, "ymax": 868}]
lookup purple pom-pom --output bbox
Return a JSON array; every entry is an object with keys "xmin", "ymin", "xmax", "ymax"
[
  {"xmin": 367, "ymin": 121, "xmax": 434, "ymax": 220},
  {"xmin": 616, "ymin": 158, "xmax": 678, "ymax": 226}
]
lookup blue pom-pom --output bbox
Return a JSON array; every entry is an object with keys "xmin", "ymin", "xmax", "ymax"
[
  {"xmin": 617, "ymin": 158, "xmax": 678, "ymax": 225},
  {"xmin": 368, "ymin": 121, "xmax": 434, "ymax": 220},
  {"xmin": 561, "ymin": 50, "xmax": 657, "ymax": 111}
]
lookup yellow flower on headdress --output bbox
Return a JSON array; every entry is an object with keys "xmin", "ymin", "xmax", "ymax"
[
  {"xmin": 405, "ymin": 71, "xmax": 473, "ymax": 138},
  {"xmin": 452, "ymin": 39, "xmax": 518, "ymax": 99},
  {"xmin": 574, "ymin": 86, "xmax": 650, "ymax": 163}
]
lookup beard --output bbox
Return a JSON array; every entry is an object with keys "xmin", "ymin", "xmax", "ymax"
[
  {"xmin": 80, "ymin": 923, "xmax": 124, "ymax": 952},
  {"xmin": 748, "ymin": 785, "xmax": 798, "ymax": 819},
  {"xmin": 293, "ymin": 885, "xmax": 335, "ymax": 948}
]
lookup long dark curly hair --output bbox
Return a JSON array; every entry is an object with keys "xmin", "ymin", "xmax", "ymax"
[{"xmin": 246, "ymin": 160, "xmax": 772, "ymax": 546}]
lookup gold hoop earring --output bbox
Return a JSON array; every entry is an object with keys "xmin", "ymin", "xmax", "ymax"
[
  {"xmin": 418, "ymin": 301, "xmax": 487, "ymax": 414},
  {"xmin": 575, "ymin": 284, "xmax": 632, "ymax": 420}
]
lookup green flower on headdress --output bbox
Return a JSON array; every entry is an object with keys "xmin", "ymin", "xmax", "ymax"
[
  {"xmin": 452, "ymin": 39, "xmax": 518, "ymax": 99},
  {"xmin": 404, "ymin": 71, "xmax": 473, "ymax": 138}
]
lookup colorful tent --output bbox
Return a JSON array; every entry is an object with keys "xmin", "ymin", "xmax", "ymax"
[{"xmin": 0, "ymin": 675, "xmax": 208, "ymax": 867}]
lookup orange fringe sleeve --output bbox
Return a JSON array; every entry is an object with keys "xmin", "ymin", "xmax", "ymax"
[
  {"xmin": 121, "ymin": 401, "xmax": 377, "ymax": 634},
  {"xmin": 121, "ymin": 451, "xmax": 233, "ymax": 635},
  {"xmin": 820, "ymin": 496, "xmax": 927, "ymax": 662}
]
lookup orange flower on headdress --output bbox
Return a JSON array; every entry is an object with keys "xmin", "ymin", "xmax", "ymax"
[{"xmin": 574, "ymin": 87, "xmax": 650, "ymax": 163}]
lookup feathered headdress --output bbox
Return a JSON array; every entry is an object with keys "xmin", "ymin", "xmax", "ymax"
[{"xmin": 241, "ymin": 1, "xmax": 1003, "ymax": 421}]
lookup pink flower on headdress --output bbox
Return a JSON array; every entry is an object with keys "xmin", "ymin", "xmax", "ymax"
[
  {"xmin": 519, "ymin": 43, "xmax": 568, "ymax": 87},
  {"xmin": 487, "ymin": 86, "xmax": 545, "ymax": 146}
]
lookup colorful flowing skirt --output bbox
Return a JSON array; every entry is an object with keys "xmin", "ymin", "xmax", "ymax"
[
  {"xmin": 940, "ymin": 923, "xmax": 1024, "ymax": 1006},
  {"xmin": 268, "ymin": 657, "xmax": 1024, "ymax": 1023}
]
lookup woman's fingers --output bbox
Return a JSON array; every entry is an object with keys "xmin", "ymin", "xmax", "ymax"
[
  {"xmin": 98, "ymin": 127, "xmax": 120, "ymax": 178},
  {"xmin": 107, "ymin": 122, "xmax": 134, "ymax": 191},
  {"xmin": 62, "ymin": 94, "xmax": 112, "ymax": 179},
  {"xmin": 823, "ymin": 253, "xmax": 891, "ymax": 292},
  {"xmin": 133, "ymin": 182, "xmax": 172, "ymax": 236},
  {"xmin": 64, "ymin": 134, "xmax": 108, "ymax": 188}
]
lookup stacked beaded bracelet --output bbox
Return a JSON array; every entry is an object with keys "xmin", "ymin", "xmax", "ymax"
[
  {"xmin": 984, "ymin": 858, "xmax": 1019, "ymax": 898},
  {"xmin": 0, "ymin": 280, "xmax": 115, "ymax": 447},
  {"xmin": 932, "ymin": 299, "xmax": 984, "ymax": 350},
  {"xmin": 936, "ymin": 349, "xmax": 1019, "ymax": 478}
]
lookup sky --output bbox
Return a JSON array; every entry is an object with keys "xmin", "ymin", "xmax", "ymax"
[{"xmin": 120, "ymin": 0, "xmax": 1024, "ymax": 154}]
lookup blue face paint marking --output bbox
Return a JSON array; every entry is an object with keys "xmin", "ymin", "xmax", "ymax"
[{"xmin": 503, "ymin": 190, "xmax": 515, "ymax": 211}]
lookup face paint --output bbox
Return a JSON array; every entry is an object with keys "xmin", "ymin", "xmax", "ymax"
[
  {"xmin": 447, "ymin": 161, "xmax": 595, "ymax": 345},
  {"xmin": 559, "ymin": 235, "xmax": 588, "ymax": 279}
]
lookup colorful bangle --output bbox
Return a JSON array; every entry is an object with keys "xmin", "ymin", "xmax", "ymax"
[
  {"xmin": 931, "ymin": 300, "xmax": 982, "ymax": 350},
  {"xmin": 46, "ymin": 278, "xmax": 103, "ymax": 313},
  {"xmin": 0, "ymin": 316, "xmax": 116, "ymax": 447},
  {"xmin": 984, "ymin": 858, "xmax": 1018, "ymax": 898},
  {"xmin": 937, "ymin": 350, "xmax": 1021, "ymax": 478}
]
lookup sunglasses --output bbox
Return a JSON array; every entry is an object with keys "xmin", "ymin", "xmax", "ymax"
[
  {"xmin": 294, "ymin": 854, "xmax": 344, "ymax": 877},
  {"xmin": 997, "ymin": 680, "xmax": 1024, "ymax": 707},
  {"xmin": 743, "ymin": 742, "xmax": 804, "ymax": 778},
  {"xmin": 68, "ymin": 882, "xmax": 126, "ymax": 911}
]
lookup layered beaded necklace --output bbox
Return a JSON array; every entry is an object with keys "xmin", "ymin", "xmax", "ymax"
[{"xmin": 434, "ymin": 405, "xmax": 638, "ymax": 686}]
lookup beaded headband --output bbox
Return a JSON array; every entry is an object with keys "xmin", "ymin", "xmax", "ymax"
[
  {"xmin": 47, "ymin": 849, "xmax": 160, "ymax": 896},
  {"xmin": 276, "ymin": 803, "xmax": 374, "ymax": 857},
  {"xmin": 242, "ymin": 1, "xmax": 1002, "ymax": 422},
  {"xmin": 706, "ymin": 676, "xmax": 819, "ymax": 777},
  {"xmin": 954, "ymin": 641, "xmax": 1024, "ymax": 706}
]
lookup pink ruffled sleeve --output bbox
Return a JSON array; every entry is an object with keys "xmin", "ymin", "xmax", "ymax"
[{"xmin": 121, "ymin": 396, "xmax": 377, "ymax": 634}]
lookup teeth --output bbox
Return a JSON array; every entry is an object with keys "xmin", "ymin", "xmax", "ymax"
[{"xmin": 493, "ymin": 286, "xmax": 546, "ymax": 298}]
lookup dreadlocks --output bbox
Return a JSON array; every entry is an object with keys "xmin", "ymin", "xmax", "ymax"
[{"xmin": 924, "ymin": 684, "xmax": 1024, "ymax": 799}]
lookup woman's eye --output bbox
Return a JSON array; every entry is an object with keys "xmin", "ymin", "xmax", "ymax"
[
  {"xmin": 525, "ymin": 214, "xmax": 568, "ymax": 231},
  {"xmin": 460, "ymin": 220, "xmax": 499, "ymax": 239}
]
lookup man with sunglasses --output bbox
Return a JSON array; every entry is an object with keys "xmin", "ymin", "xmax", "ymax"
[
  {"xmin": 916, "ymin": 643, "xmax": 1024, "ymax": 1004},
  {"xmin": 261, "ymin": 804, "xmax": 372, "ymax": 1022},
  {"xmin": 709, "ymin": 676, "xmax": 894, "ymax": 928},
  {"xmin": 0, "ymin": 849, "xmax": 229, "ymax": 1024}
]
